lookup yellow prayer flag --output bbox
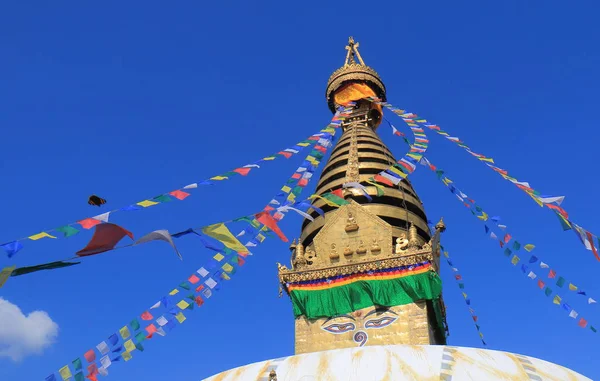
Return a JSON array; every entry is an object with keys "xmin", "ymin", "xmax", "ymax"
[
  {"xmin": 256, "ymin": 234, "xmax": 265, "ymax": 243},
  {"xmin": 262, "ymin": 156, "xmax": 276, "ymax": 161},
  {"xmin": 221, "ymin": 272, "xmax": 231, "ymax": 280},
  {"xmin": 59, "ymin": 365, "xmax": 73, "ymax": 380},
  {"xmin": 443, "ymin": 252, "xmax": 449, "ymax": 258},
  {"xmin": 201, "ymin": 223, "xmax": 248, "ymax": 254},
  {"xmin": 176, "ymin": 300, "xmax": 190, "ymax": 310},
  {"xmin": 389, "ymin": 167, "xmax": 407, "ymax": 178},
  {"xmin": 306, "ymin": 155, "xmax": 316, "ymax": 163},
  {"xmin": 528, "ymin": 193, "xmax": 544, "ymax": 207},
  {"xmin": 286, "ymin": 193, "xmax": 296, "ymax": 202},
  {"xmin": 442, "ymin": 178, "xmax": 453, "ymax": 186},
  {"xmin": 119, "ymin": 326, "xmax": 130, "ymax": 340},
  {"xmin": 210, "ymin": 176, "xmax": 228, "ymax": 181},
  {"xmin": 569, "ymin": 283, "xmax": 578, "ymax": 291},
  {"xmin": 407, "ymin": 153, "xmax": 422, "ymax": 161},
  {"xmin": 524, "ymin": 244, "xmax": 535, "ymax": 252},
  {"xmin": 168, "ymin": 289, "xmax": 179, "ymax": 296},
  {"xmin": 438, "ymin": 132, "xmax": 449, "ymax": 136},
  {"xmin": 122, "ymin": 351, "xmax": 132, "ymax": 361},
  {"xmin": 124, "ymin": 339, "xmax": 136, "ymax": 353},
  {"xmin": 137, "ymin": 200, "xmax": 159, "ymax": 208},
  {"xmin": 479, "ymin": 332, "xmax": 484, "ymax": 338},
  {"xmin": 478, "ymin": 212, "xmax": 489, "ymax": 221},
  {"xmin": 478, "ymin": 157, "xmax": 495, "ymax": 163},
  {"xmin": 281, "ymin": 186, "xmax": 292, "ymax": 193},
  {"xmin": 462, "ymin": 292, "xmax": 467, "ymax": 299},
  {"xmin": 260, "ymin": 225, "xmax": 269, "ymax": 232},
  {"xmin": 407, "ymin": 123, "xmax": 418, "ymax": 127},
  {"xmin": 222, "ymin": 263, "xmax": 234, "ymax": 273},
  {"xmin": 28, "ymin": 232, "xmax": 57, "ymax": 241},
  {"xmin": 297, "ymin": 142, "xmax": 310, "ymax": 147},
  {"xmin": 0, "ymin": 265, "xmax": 16, "ymax": 288},
  {"xmin": 416, "ymin": 119, "xmax": 427, "ymax": 123},
  {"xmin": 553, "ymin": 295, "xmax": 562, "ymax": 305},
  {"xmin": 511, "ymin": 255, "xmax": 520, "ymax": 265},
  {"xmin": 213, "ymin": 253, "xmax": 225, "ymax": 261},
  {"xmin": 175, "ymin": 312, "xmax": 186, "ymax": 323}
]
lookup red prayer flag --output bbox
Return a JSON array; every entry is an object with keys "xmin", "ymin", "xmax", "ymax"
[
  {"xmin": 307, "ymin": 136, "xmax": 319, "ymax": 141},
  {"xmin": 537, "ymin": 280, "xmax": 545, "ymax": 289},
  {"xmin": 195, "ymin": 296, "xmax": 204, "ymax": 307},
  {"xmin": 298, "ymin": 178, "xmax": 309, "ymax": 187},
  {"xmin": 169, "ymin": 190, "xmax": 190, "ymax": 200},
  {"xmin": 255, "ymin": 211, "xmax": 288, "ymax": 242},
  {"xmin": 504, "ymin": 234, "xmax": 512, "ymax": 243},
  {"xmin": 140, "ymin": 311, "xmax": 153, "ymax": 321},
  {"xmin": 546, "ymin": 204, "xmax": 569, "ymax": 219},
  {"xmin": 586, "ymin": 231, "xmax": 600, "ymax": 261},
  {"xmin": 76, "ymin": 223, "xmax": 134, "ymax": 257},
  {"xmin": 145, "ymin": 324, "xmax": 157, "ymax": 338},
  {"xmin": 84, "ymin": 349, "xmax": 96, "ymax": 363},
  {"xmin": 87, "ymin": 364, "xmax": 98, "ymax": 376},
  {"xmin": 472, "ymin": 316, "xmax": 478, "ymax": 322},
  {"xmin": 188, "ymin": 274, "xmax": 200, "ymax": 284},
  {"xmin": 237, "ymin": 256, "xmax": 246, "ymax": 266},
  {"xmin": 579, "ymin": 318, "xmax": 588, "ymax": 328},
  {"xmin": 278, "ymin": 151, "xmax": 293, "ymax": 159},
  {"xmin": 499, "ymin": 241, "xmax": 504, "ymax": 248},
  {"xmin": 78, "ymin": 218, "xmax": 102, "ymax": 230},
  {"xmin": 263, "ymin": 205, "xmax": 275, "ymax": 212},
  {"xmin": 548, "ymin": 270, "xmax": 556, "ymax": 279},
  {"xmin": 86, "ymin": 374, "xmax": 98, "ymax": 381},
  {"xmin": 195, "ymin": 285, "xmax": 204, "ymax": 293},
  {"xmin": 455, "ymin": 275, "xmax": 462, "ymax": 281},
  {"xmin": 233, "ymin": 167, "xmax": 251, "ymax": 176},
  {"xmin": 374, "ymin": 175, "xmax": 394, "ymax": 187},
  {"xmin": 315, "ymin": 145, "xmax": 327, "ymax": 153},
  {"xmin": 291, "ymin": 173, "xmax": 302, "ymax": 179}
]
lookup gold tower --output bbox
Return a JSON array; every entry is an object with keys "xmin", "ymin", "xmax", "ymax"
[{"xmin": 278, "ymin": 38, "xmax": 447, "ymax": 355}]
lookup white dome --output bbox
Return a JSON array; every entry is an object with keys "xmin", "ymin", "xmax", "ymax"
[{"xmin": 202, "ymin": 344, "xmax": 590, "ymax": 381}]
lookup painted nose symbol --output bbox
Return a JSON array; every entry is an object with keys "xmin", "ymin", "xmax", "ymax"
[{"xmin": 353, "ymin": 330, "xmax": 367, "ymax": 346}]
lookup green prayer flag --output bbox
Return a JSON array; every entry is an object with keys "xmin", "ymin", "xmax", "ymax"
[
  {"xmin": 591, "ymin": 326, "xmax": 597, "ymax": 333},
  {"xmin": 544, "ymin": 287, "xmax": 553, "ymax": 297},
  {"xmin": 74, "ymin": 372, "xmax": 85, "ymax": 381},
  {"xmin": 292, "ymin": 186, "xmax": 303, "ymax": 196},
  {"xmin": 72, "ymin": 358, "xmax": 82, "ymax": 371},
  {"xmin": 322, "ymin": 193, "xmax": 349, "ymax": 206},
  {"xmin": 153, "ymin": 194, "xmax": 173, "ymax": 203},
  {"xmin": 556, "ymin": 277, "xmax": 566, "ymax": 288},
  {"xmin": 187, "ymin": 293, "xmax": 195, "ymax": 301},
  {"xmin": 286, "ymin": 178, "xmax": 296, "ymax": 185},
  {"xmin": 186, "ymin": 303, "xmax": 194, "ymax": 310},
  {"xmin": 458, "ymin": 283, "xmax": 465, "ymax": 289},
  {"xmin": 504, "ymin": 248, "xmax": 512, "ymax": 257},
  {"xmin": 130, "ymin": 318, "xmax": 140, "ymax": 331},
  {"xmin": 57, "ymin": 225, "xmax": 80, "ymax": 238},
  {"xmin": 221, "ymin": 171, "xmax": 238, "ymax": 177},
  {"xmin": 135, "ymin": 331, "xmax": 146, "ymax": 343},
  {"xmin": 435, "ymin": 170, "xmax": 444, "ymax": 179},
  {"xmin": 135, "ymin": 342, "xmax": 145, "ymax": 352},
  {"xmin": 179, "ymin": 281, "xmax": 191, "ymax": 290},
  {"xmin": 11, "ymin": 261, "xmax": 80, "ymax": 277},
  {"xmin": 312, "ymin": 151, "xmax": 324, "ymax": 160},
  {"xmin": 512, "ymin": 241, "xmax": 521, "ymax": 251}
]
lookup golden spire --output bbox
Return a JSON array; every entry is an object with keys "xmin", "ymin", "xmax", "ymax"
[
  {"xmin": 344, "ymin": 36, "xmax": 366, "ymax": 66},
  {"xmin": 325, "ymin": 37, "xmax": 386, "ymax": 113}
]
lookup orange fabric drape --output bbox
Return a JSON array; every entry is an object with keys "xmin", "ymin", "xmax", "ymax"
[{"xmin": 333, "ymin": 83, "xmax": 383, "ymax": 124}]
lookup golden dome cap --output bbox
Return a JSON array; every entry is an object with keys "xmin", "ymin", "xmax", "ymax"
[{"xmin": 326, "ymin": 37, "xmax": 387, "ymax": 113}]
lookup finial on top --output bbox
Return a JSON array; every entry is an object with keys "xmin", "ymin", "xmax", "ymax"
[
  {"xmin": 435, "ymin": 217, "xmax": 446, "ymax": 233},
  {"xmin": 344, "ymin": 36, "xmax": 365, "ymax": 67}
]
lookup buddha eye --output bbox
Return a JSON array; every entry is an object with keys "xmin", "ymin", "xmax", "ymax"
[
  {"xmin": 364, "ymin": 316, "xmax": 397, "ymax": 329},
  {"xmin": 322, "ymin": 322, "xmax": 356, "ymax": 334}
]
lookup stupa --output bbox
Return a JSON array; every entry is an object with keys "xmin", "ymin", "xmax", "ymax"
[{"xmin": 203, "ymin": 38, "xmax": 591, "ymax": 381}]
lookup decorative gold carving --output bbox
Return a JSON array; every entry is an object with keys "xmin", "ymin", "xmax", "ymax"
[
  {"xmin": 408, "ymin": 223, "xmax": 420, "ymax": 249},
  {"xmin": 435, "ymin": 217, "xmax": 446, "ymax": 233},
  {"xmin": 356, "ymin": 240, "xmax": 367, "ymax": 255},
  {"xmin": 344, "ymin": 211, "xmax": 359, "ymax": 232},
  {"xmin": 395, "ymin": 235, "xmax": 409, "ymax": 254},
  {"xmin": 343, "ymin": 245, "xmax": 353, "ymax": 256},
  {"xmin": 370, "ymin": 238, "xmax": 381, "ymax": 254},
  {"xmin": 277, "ymin": 262, "xmax": 288, "ymax": 273},
  {"xmin": 329, "ymin": 243, "xmax": 339, "ymax": 260},
  {"xmin": 304, "ymin": 246, "xmax": 315, "ymax": 265},
  {"xmin": 268, "ymin": 370, "xmax": 277, "ymax": 381},
  {"xmin": 278, "ymin": 252, "xmax": 434, "ymax": 284}
]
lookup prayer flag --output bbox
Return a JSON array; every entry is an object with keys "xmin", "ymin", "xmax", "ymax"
[
  {"xmin": 553, "ymin": 295, "xmax": 562, "ymax": 305},
  {"xmin": 213, "ymin": 253, "xmax": 225, "ymax": 261},
  {"xmin": 188, "ymin": 274, "xmax": 200, "ymax": 284},
  {"xmin": 56, "ymin": 225, "xmax": 80, "ymax": 237},
  {"xmin": 569, "ymin": 283, "xmax": 578, "ymax": 291},
  {"xmin": 76, "ymin": 223, "xmax": 133, "ymax": 257},
  {"xmin": 529, "ymin": 255, "xmax": 538, "ymax": 264},
  {"xmin": 168, "ymin": 288, "xmax": 179, "ymax": 296},
  {"xmin": 537, "ymin": 280, "xmax": 545, "ymax": 289},
  {"xmin": 579, "ymin": 318, "xmax": 588, "ymax": 328},
  {"xmin": 527, "ymin": 271, "xmax": 537, "ymax": 280},
  {"xmin": 108, "ymin": 334, "xmax": 118, "ymax": 346},
  {"xmin": 589, "ymin": 298, "xmax": 597, "ymax": 304},
  {"xmin": 135, "ymin": 230, "xmax": 182, "ymax": 260},
  {"xmin": 175, "ymin": 312, "xmax": 186, "ymax": 323},
  {"xmin": 124, "ymin": 340, "xmax": 136, "ymax": 352},
  {"xmin": 96, "ymin": 342, "xmax": 109, "ymax": 355},
  {"xmin": 201, "ymin": 223, "xmax": 249, "ymax": 254},
  {"xmin": 84, "ymin": 349, "xmax": 96, "ymax": 363},
  {"xmin": 0, "ymin": 266, "xmax": 16, "ymax": 288},
  {"xmin": 169, "ymin": 190, "xmax": 190, "ymax": 200},
  {"xmin": 545, "ymin": 287, "xmax": 552, "ymax": 296},
  {"xmin": 177, "ymin": 300, "xmax": 190, "ymax": 310},
  {"xmin": 140, "ymin": 311, "xmax": 153, "ymax": 321},
  {"xmin": 255, "ymin": 211, "xmax": 288, "ymax": 242},
  {"xmin": 569, "ymin": 310, "xmax": 579, "ymax": 319},
  {"xmin": 122, "ymin": 351, "xmax": 132, "ymax": 361},
  {"xmin": 119, "ymin": 326, "xmax": 130, "ymax": 340},
  {"xmin": 511, "ymin": 255, "xmax": 520, "ymax": 265},
  {"xmin": 540, "ymin": 262, "xmax": 549, "ymax": 269},
  {"xmin": 548, "ymin": 269, "xmax": 556, "ymax": 279},
  {"xmin": 58, "ymin": 366, "xmax": 72, "ymax": 380},
  {"xmin": 1, "ymin": 241, "xmax": 23, "ymax": 257},
  {"xmin": 72, "ymin": 358, "xmax": 82, "ymax": 370},
  {"xmin": 28, "ymin": 232, "xmax": 57, "ymax": 240},
  {"xmin": 524, "ymin": 244, "xmax": 535, "ymax": 252},
  {"xmin": 197, "ymin": 267, "xmax": 209, "ymax": 277},
  {"xmin": 556, "ymin": 277, "xmax": 565, "ymax": 287}
]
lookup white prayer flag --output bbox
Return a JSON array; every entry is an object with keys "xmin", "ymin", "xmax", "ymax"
[
  {"xmin": 197, "ymin": 267, "xmax": 209, "ymax": 277},
  {"xmin": 589, "ymin": 298, "xmax": 597, "ymax": 304},
  {"xmin": 150, "ymin": 301, "xmax": 161, "ymax": 309},
  {"xmin": 540, "ymin": 262, "xmax": 549, "ymax": 269},
  {"xmin": 183, "ymin": 183, "xmax": 198, "ymax": 189},
  {"xmin": 100, "ymin": 355, "xmax": 111, "ymax": 369},
  {"xmin": 527, "ymin": 271, "xmax": 537, "ymax": 280},
  {"xmin": 93, "ymin": 212, "xmax": 110, "ymax": 223},
  {"xmin": 569, "ymin": 310, "xmax": 578, "ymax": 319},
  {"xmin": 96, "ymin": 341, "xmax": 109, "ymax": 355},
  {"xmin": 156, "ymin": 316, "xmax": 169, "ymax": 327},
  {"xmin": 205, "ymin": 277, "xmax": 217, "ymax": 289}
]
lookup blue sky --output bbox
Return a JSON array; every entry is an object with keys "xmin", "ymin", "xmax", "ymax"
[{"xmin": 1, "ymin": 1, "xmax": 599, "ymax": 380}]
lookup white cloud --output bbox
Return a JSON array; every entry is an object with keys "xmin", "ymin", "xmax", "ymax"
[{"xmin": 0, "ymin": 298, "xmax": 59, "ymax": 361}]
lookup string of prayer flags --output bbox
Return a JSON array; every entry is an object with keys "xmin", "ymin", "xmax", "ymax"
[
  {"xmin": 443, "ymin": 250, "xmax": 486, "ymax": 345},
  {"xmin": 414, "ymin": 153, "xmax": 599, "ymax": 333},
  {"xmin": 407, "ymin": 109, "xmax": 600, "ymax": 260},
  {"xmin": 1, "ymin": 116, "xmax": 346, "ymax": 259},
  {"xmin": 47, "ymin": 106, "xmax": 344, "ymax": 381}
]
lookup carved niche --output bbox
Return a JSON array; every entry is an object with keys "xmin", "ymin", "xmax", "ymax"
[{"xmin": 312, "ymin": 200, "xmax": 393, "ymax": 267}]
